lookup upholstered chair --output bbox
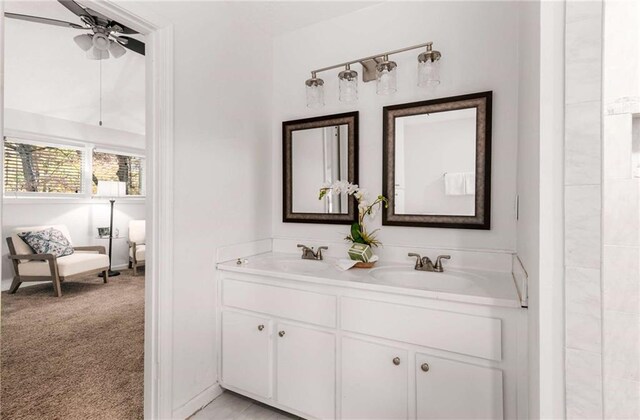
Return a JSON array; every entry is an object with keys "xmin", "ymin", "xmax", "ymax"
[
  {"xmin": 128, "ymin": 220, "xmax": 146, "ymax": 275},
  {"xmin": 6, "ymin": 225, "xmax": 110, "ymax": 297}
]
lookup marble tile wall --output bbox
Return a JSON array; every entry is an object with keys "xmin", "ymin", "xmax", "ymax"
[
  {"xmin": 602, "ymin": 0, "xmax": 640, "ymax": 417},
  {"xmin": 565, "ymin": 0, "xmax": 640, "ymax": 418},
  {"xmin": 564, "ymin": 1, "xmax": 604, "ymax": 418}
]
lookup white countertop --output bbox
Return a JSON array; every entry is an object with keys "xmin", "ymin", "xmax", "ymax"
[{"xmin": 217, "ymin": 253, "xmax": 523, "ymax": 309}]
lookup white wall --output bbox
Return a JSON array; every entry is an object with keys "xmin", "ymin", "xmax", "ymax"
[
  {"xmin": 516, "ymin": 2, "xmax": 542, "ymax": 418},
  {"xmin": 271, "ymin": 1, "xmax": 520, "ymax": 252},
  {"xmin": 292, "ymin": 128, "xmax": 327, "ymax": 213},
  {"xmin": 136, "ymin": 1, "xmax": 274, "ymax": 414},
  {"xmin": 4, "ymin": 109, "xmax": 145, "ymax": 151},
  {"xmin": 516, "ymin": 1, "xmax": 566, "ymax": 418},
  {"xmin": 400, "ymin": 114, "xmax": 476, "ymax": 215}
]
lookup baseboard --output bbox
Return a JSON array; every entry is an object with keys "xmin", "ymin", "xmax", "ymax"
[{"xmin": 172, "ymin": 382, "xmax": 223, "ymax": 419}]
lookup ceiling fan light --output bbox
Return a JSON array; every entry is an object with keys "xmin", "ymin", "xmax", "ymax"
[
  {"xmin": 108, "ymin": 40, "xmax": 126, "ymax": 59},
  {"xmin": 87, "ymin": 47, "xmax": 109, "ymax": 60},
  {"xmin": 73, "ymin": 34, "xmax": 93, "ymax": 51},
  {"xmin": 92, "ymin": 33, "xmax": 110, "ymax": 51}
]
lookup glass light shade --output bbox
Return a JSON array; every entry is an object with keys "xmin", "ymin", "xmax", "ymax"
[
  {"xmin": 376, "ymin": 60, "xmax": 397, "ymax": 95},
  {"xmin": 73, "ymin": 34, "xmax": 93, "ymax": 51},
  {"xmin": 108, "ymin": 40, "xmax": 126, "ymax": 59},
  {"xmin": 418, "ymin": 59, "xmax": 440, "ymax": 88},
  {"xmin": 305, "ymin": 76, "xmax": 325, "ymax": 108},
  {"xmin": 338, "ymin": 67, "xmax": 358, "ymax": 102},
  {"xmin": 87, "ymin": 47, "xmax": 109, "ymax": 60},
  {"xmin": 92, "ymin": 33, "xmax": 110, "ymax": 51}
]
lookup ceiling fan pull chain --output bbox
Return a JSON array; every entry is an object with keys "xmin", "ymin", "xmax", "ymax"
[{"xmin": 99, "ymin": 60, "xmax": 103, "ymax": 127}]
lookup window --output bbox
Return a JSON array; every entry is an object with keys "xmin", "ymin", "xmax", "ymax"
[
  {"xmin": 3, "ymin": 136, "xmax": 145, "ymax": 199},
  {"xmin": 92, "ymin": 151, "xmax": 144, "ymax": 196},
  {"xmin": 4, "ymin": 138, "xmax": 85, "ymax": 195}
]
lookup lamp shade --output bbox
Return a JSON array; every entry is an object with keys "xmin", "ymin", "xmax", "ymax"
[
  {"xmin": 74, "ymin": 34, "xmax": 93, "ymax": 51},
  {"xmin": 97, "ymin": 181, "xmax": 126, "ymax": 198},
  {"xmin": 108, "ymin": 40, "xmax": 126, "ymax": 59}
]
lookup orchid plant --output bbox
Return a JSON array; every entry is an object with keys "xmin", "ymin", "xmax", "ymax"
[{"xmin": 319, "ymin": 181, "xmax": 389, "ymax": 247}]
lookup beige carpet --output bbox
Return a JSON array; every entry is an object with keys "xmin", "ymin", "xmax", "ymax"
[{"xmin": 1, "ymin": 270, "xmax": 144, "ymax": 420}]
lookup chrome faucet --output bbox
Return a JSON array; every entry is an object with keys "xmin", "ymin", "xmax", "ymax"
[
  {"xmin": 408, "ymin": 253, "xmax": 451, "ymax": 272},
  {"xmin": 297, "ymin": 244, "xmax": 328, "ymax": 261}
]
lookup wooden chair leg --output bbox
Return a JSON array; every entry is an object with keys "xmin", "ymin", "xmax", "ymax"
[
  {"xmin": 52, "ymin": 274, "xmax": 62, "ymax": 297},
  {"xmin": 103, "ymin": 269, "xmax": 109, "ymax": 284},
  {"xmin": 8, "ymin": 276, "xmax": 22, "ymax": 294},
  {"xmin": 133, "ymin": 263, "xmax": 138, "ymax": 276}
]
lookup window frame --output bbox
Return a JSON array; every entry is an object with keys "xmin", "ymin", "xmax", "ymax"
[{"xmin": 3, "ymin": 130, "xmax": 146, "ymax": 201}]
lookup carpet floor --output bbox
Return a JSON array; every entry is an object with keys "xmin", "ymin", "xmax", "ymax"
[{"xmin": 1, "ymin": 270, "xmax": 144, "ymax": 420}]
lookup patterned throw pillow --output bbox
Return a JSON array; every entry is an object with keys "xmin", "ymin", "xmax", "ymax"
[{"xmin": 18, "ymin": 228, "xmax": 74, "ymax": 258}]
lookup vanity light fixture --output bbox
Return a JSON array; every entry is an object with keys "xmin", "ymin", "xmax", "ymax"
[
  {"xmin": 417, "ymin": 42, "xmax": 442, "ymax": 88},
  {"xmin": 376, "ymin": 55, "xmax": 398, "ymax": 95},
  {"xmin": 338, "ymin": 64, "xmax": 358, "ymax": 102},
  {"xmin": 305, "ymin": 41, "xmax": 442, "ymax": 107},
  {"xmin": 305, "ymin": 71, "xmax": 325, "ymax": 108}
]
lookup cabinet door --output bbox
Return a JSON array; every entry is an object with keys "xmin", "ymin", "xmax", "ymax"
[
  {"xmin": 221, "ymin": 311, "xmax": 272, "ymax": 398},
  {"xmin": 416, "ymin": 353, "xmax": 503, "ymax": 419},
  {"xmin": 342, "ymin": 337, "xmax": 408, "ymax": 419},
  {"xmin": 276, "ymin": 322, "xmax": 335, "ymax": 419}
]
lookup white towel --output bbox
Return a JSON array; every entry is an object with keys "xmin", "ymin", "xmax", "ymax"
[
  {"xmin": 464, "ymin": 173, "xmax": 476, "ymax": 195},
  {"xmin": 335, "ymin": 259, "xmax": 358, "ymax": 271},
  {"xmin": 444, "ymin": 172, "xmax": 466, "ymax": 195}
]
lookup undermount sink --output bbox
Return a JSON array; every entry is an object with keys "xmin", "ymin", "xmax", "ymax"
[
  {"xmin": 369, "ymin": 267, "xmax": 480, "ymax": 292},
  {"xmin": 270, "ymin": 259, "xmax": 330, "ymax": 274}
]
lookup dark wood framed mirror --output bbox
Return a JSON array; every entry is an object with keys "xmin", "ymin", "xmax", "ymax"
[
  {"xmin": 283, "ymin": 111, "xmax": 359, "ymax": 224},
  {"xmin": 382, "ymin": 92, "xmax": 492, "ymax": 229}
]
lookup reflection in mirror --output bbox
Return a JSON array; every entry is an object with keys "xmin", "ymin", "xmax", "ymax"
[
  {"xmin": 383, "ymin": 92, "xmax": 492, "ymax": 229},
  {"xmin": 283, "ymin": 112, "xmax": 358, "ymax": 224},
  {"xmin": 292, "ymin": 125, "xmax": 349, "ymax": 214},
  {"xmin": 394, "ymin": 108, "xmax": 476, "ymax": 216}
]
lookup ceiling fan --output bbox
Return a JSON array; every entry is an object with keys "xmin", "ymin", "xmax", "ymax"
[{"xmin": 5, "ymin": 0, "xmax": 144, "ymax": 59}]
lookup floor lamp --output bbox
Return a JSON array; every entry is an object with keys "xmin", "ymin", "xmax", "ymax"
[{"xmin": 96, "ymin": 181, "xmax": 126, "ymax": 277}]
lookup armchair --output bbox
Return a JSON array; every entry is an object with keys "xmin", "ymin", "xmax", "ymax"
[
  {"xmin": 128, "ymin": 220, "xmax": 146, "ymax": 276},
  {"xmin": 6, "ymin": 225, "xmax": 110, "ymax": 297}
]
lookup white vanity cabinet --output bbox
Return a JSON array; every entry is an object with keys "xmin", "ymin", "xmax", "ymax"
[
  {"xmin": 276, "ymin": 322, "xmax": 336, "ymax": 419},
  {"xmin": 415, "ymin": 353, "xmax": 504, "ymax": 419},
  {"xmin": 217, "ymin": 269, "xmax": 527, "ymax": 420},
  {"xmin": 341, "ymin": 337, "xmax": 408, "ymax": 419},
  {"xmin": 221, "ymin": 311, "xmax": 272, "ymax": 398}
]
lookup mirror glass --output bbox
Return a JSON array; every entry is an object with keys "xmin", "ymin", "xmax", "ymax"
[
  {"xmin": 383, "ymin": 92, "xmax": 491, "ymax": 229},
  {"xmin": 283, "ymin": 112, "xmax": 358, "ymax": 224},
  {"xmin": 394, "ymin": 108, "xmax": 476, "ymax": 216},
  {"xmin": 292, "ymin": 125, "xmax": 349, "ymax": 214}
]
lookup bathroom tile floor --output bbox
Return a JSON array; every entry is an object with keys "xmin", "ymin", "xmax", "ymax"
[{"xmin": 190, "ymin": 391, "xmax": 302, "ymax": 420}]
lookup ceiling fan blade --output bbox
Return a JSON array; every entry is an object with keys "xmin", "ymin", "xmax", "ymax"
[
  {"xmin": 4, "ymin": 12, "xmax": 85, "ymax": 29},
  {"xmin": 57, "ymin": 0, "xmax": 88, "ymax": 17},
  {"xmin": 118, "ymin": 36, "xmax": 145, "ymax": 56},
  {"xmin": 84, "ymin": 7, "xmax": 110, "ymax": 22}
]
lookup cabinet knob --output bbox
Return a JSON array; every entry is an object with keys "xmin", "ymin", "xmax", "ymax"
[
  {"xmin": 278, "ymin": 331, "xmax": 286, "ymax": 337},
  {"xmin": 257, "ymin": 324, "xmax": 264, "ymax": 331},
  {"xmin": 393, "ymin": 357, "xmax": 401, "ymax": 366},
  {"xmin": 421, "ymin": 363, "xmax": 430, "ymax": 372}
]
